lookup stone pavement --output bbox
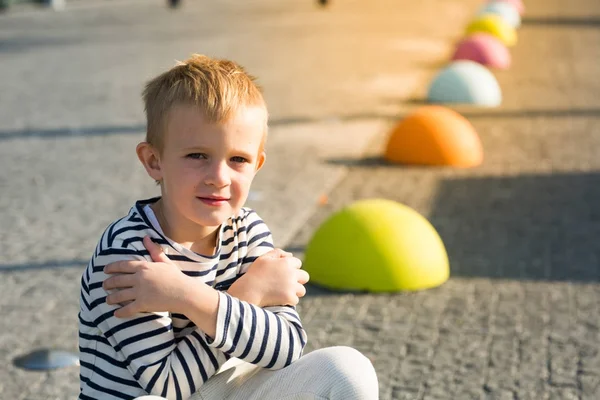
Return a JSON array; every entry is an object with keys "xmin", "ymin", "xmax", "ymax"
[{"xmin": 1, "ymin": 0, "xmax": 599, "ymax": 399}]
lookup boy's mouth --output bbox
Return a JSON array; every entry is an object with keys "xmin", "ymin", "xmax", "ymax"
[{"xmin": 197, "ymin": 196, "xmax": 229, "ymax": 206}]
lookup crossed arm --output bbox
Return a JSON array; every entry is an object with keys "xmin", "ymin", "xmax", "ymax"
[
  {"xmin": 104, "ymin": 237, "xmax": 309, "ymax": 337},
  {"xmin": 82, "ymin": 236, "xmax": 309, "ymax": 399}
]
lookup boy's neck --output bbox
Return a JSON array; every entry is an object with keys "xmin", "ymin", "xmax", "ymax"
[{"xmin": 150, "ymin": 200, "xmax": 219, "ymax": 256}]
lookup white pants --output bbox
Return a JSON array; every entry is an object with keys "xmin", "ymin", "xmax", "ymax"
[{"xmin": 136, "ymin": 346, "xmax": 379, "ymax": 400}]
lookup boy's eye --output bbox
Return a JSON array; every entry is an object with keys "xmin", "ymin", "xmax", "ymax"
[
  {"xmin": 186, "ymin": 153, "xmax": 207, "ymax": 160},
  {"xmin": 231, "ymin": 156, "xmax": 248, "ymax": 163}
]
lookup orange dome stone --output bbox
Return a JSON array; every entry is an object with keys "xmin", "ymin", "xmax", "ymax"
[{"xmin": 384, "ymin": 106, "xmax": 483, "ymax": 168}]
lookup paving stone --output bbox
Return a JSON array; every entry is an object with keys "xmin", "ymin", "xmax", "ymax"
[
  {"xmin": 548, "ymin": 387, "xmax": 579, "ymax": 400},
  {"xmin": 580, "ymin": 374, "xmax": 600, "ymax": 400}
]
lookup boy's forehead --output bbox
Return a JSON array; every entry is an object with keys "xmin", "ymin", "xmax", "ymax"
[
  {"xmin": 164, "ymin": 104, "xmax": 266, "ymax": 148},
  {"xmin": 168, "ymin": 103, "xmax": 266, "ymax": 127}
]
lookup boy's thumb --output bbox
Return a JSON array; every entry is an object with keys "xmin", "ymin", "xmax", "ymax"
[{"xmin": 143, "ymin": 236, "xmax": 171, "ymax": 263}]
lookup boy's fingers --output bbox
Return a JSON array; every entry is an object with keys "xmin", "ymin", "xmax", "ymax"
[
  {"xmin": 143, "ymin": 236, "xmax": 171, "ymax": 263},
  {"xmin": 113, "ymin": 302, "xmax": 139, "ymax": 319},
  {"xmin": 297, "ymin": 270, "xmax": 310, "ymax": 284},
  {"xmin": 103, "ymin": 274, "xmax": 136, "ymax": 290},
  {"xmin": 104, "ymin": 261, "xmax": 142, "ymax": 275},
  {"xmin": 106, "ymin": 288, "xmax": 136, "ymax": 305},
  {"xmin": 289, "ymin": 295, "xmax": 300, "ymax": 307},
  {"xmin": 286, "ymin": 257, "xmax": 302, "ymax": 269},
  {"xmin": 296, "ymin": 283, "xmax": 307, "ymax": 298}
]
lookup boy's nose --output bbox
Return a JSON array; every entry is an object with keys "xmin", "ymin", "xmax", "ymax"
[{"xmin": 206, "ymin": 161, "xmax": 231, "ymax": 187}]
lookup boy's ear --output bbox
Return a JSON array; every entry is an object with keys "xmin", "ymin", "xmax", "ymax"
[
  {"xmin": 136, "ymin": 142, "xmax": 163, "ymax": 182},
  {"xmin": 255, "ymin": 151, "xmax": 266, "ymax": 172}
]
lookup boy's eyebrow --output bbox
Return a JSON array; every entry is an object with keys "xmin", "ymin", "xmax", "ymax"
[
  {"xmin": 182, "ymin": 145, "xmax": 210, "ymax": 152},
  {"xmin": 183, "ymin": 146, "xmax": 256, "ymax": 159},
  {"xmin": 230, "ymin": 149, "xmax": 256, "ymax": 160}
]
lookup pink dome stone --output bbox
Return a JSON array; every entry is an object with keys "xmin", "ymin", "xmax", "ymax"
[{"xmin": 451, "ymin": 33, "xmax": 511, "ymax": 69}]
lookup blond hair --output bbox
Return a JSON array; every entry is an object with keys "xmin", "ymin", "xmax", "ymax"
[{"xmin": 142, "ymin": 54, "xmax": 268, "ymax": 152}]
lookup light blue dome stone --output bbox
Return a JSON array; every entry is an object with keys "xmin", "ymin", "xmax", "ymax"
[
  {"xmin": 427, "ymin": 60, "xmax": 502, "ymax": 107},
  {"xmin": 478, "ymin": 1, "xmax": 521, "ymax": 28}
]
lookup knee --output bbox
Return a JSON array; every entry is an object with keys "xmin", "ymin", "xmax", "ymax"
[
  {"xmin": 308, "ymin": 346, "xmax": 379, "ymax": 399},
  {"xmin": 312, "ymin": 346, "xmax": 373, "ymax": 370}
]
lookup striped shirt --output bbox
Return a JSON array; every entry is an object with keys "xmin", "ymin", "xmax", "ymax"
[{"xmin": 79, "ymin": 197, "xmax": 307, "ymax": 400}]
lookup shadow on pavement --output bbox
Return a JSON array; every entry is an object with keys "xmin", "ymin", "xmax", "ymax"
[
  {"xmin": 393, "ymin": 103, "xmax": 600, "ymax": 120},
  {"xmin": 0, "ymin": 259, "xmax": 88, "ymax": 273},
  {"xmin": 0, "ymin": 37, "xmax": 80, "ymax": 54},
  {"xmin": 460, "ymin": 107, "xmax": 600, "ymax": 119},
  {"xmin": 522, "ymin": 16, "xmax": 600, "ymax": 27},
  {"xmin": 429, "ymin": 171, "xmax": 600, "ymax": 282},
  {"xmin": 0, "ymin": 112, "xmax": 399, "ymax": 141},
  {"xmin": 324, "ymin": 156, "xmax": 391, "ymax": 168},
  {"xmin": 0, "ymin": 124, "xmax": 147, "ymax": 141}
]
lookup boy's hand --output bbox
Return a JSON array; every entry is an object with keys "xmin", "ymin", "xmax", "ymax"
[
  {"xmin": 227, "ymin": 249, "xmax": 310, "ymax": 307},
  {"xmin": 103, "ymin": 236, "xmax": 192, "ymax": 318}
]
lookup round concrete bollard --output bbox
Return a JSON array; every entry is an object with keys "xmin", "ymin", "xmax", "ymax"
[
  {"xmin": 303, "ymin": 199, "xmax": 450, "ymax": 292},
  {"xmin": 384, "ymin": 105, "xmax": 483, "ymax": 168},
  {"xmin": 427, "ymin": 60, "xmax": 502, "ymax": 107},
  {"xmin": 13, "ymin": 349, "xmax": 79, "ymax": 370},
  {"xmin": 466, "ymin": 14, "xmax": 517, "ymax": 47},
  {"xmin": 451, "ymin": 33, "xmax": 511, "ymax": 69},
  {"xmin": 490, "ymin": 0, "xmax": 524, "ymax": 15},
  {"xmin": 478, "ymin": 1, "xmax": 521, "ymax": 28}
]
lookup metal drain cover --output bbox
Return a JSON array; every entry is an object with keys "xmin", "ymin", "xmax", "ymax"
[{"xmin": 13, "ymin": 349, "xmax": 79, "ymax": 370}]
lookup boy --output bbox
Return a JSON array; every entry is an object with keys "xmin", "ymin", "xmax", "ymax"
[{"xmin": 79, "ymin": 54, "xmax": 378, "ymax": 400}]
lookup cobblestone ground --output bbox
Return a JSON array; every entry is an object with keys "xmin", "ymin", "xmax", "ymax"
[{"xmin": 1, "ymin": 0, "xmax": 599, "ymax": 399}]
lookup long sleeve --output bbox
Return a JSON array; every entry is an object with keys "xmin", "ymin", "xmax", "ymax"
[
  {"xmin": 207, "ymin": 292, "xmax": 306, "ymax": 369},
  {"xmin": 80, "ymin": 236, "xmax": 227, "ymax": 400},
  {"xmin": 206, "ymin": 210, "xmax": 307, "ymax": 369}
]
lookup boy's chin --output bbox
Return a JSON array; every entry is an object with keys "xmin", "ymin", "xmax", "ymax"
[{"xmin": 191, "ymin": 211, "xmax": 232, "ymax": 227}]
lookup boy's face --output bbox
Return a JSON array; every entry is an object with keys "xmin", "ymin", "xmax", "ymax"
[{"xmin": 154, "ymin": 103, "xmax": 266, "ymax": 229}]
